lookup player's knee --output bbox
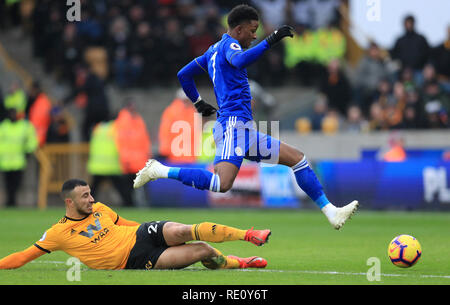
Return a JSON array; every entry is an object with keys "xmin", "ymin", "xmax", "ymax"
[
  {"xmin": 195, "ymin": 242, "xmax": 217, "ymax": 260},
  {"xmin": 219, "ymin": 179, "xmax": 234, "ymax": 193},
  {"xmin": 294, "ymin": 149, "xmax": 305, "ymax": 162},
  {"xmin": 166, "ymin": 223, "xmax": 192, "ymax": 242}
]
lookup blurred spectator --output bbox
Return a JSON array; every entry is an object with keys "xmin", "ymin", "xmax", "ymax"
[
  {"xmin": 64, "ymin": 65, "xmax": 111, "ymax": 141},
  {"xmin": 284, "ymin": 23, "xmax": 345, "ymax": 87},
  {"xmin": 46, "ymin": 105, "xmax": 72, "ymax": 143},
  {"xmin": 159, "ymin": 18, "xmax": 190, "ymax": 86},
  {"xmin": 443, "ymin": 150, "xmax": 450, "ymax": 161},
  {"xmin": 399, "ymin": 104, "xmax": 421, "ymax": 129},
  {"xmin": 422, "ymin": 80, "xmax": 450, "ymax": 115},
  {"xmin": 321, "ymin": 108, "xmax": 342, "ymax": 134},
  {"xmin": 341, "ymin": 104, "xmax": 369, "ymax": 133},
  {"xmin": 251, "ymin": 0, "xmax": 287, "ymax": 29},
  {"xmin": 403, "ymin": 87, "xmax": 425, "ymax": 128},
  {"xmin": 353, "ymin": 41, "xmax": 389, "ymax": 114},
  {"xmin": 288, "ymin": 0, "xmax": 340, "ymax": 30},
  {"xmin": 319, "ymin": 59, "xmax": 352, "ymax": 116},
  {"xmin": 41, "ymin": 4, "xmax": 64, "ymax": 75},
  {"xmin": 0, "ymin": 109, "xmax": 38, "ymax": 207},
  {"xmin": 53, "ymin": 23, "xmax": 84, "ymax": 83},
  {"xmin": 115, "ymin": 98, "xmax": 152, "ymax": 206},
  {"xmin": 5, "ymin": 0, "xmax": 22, "ymax": 27},
  {"xmin": 158, "ymin": 89, "xmax": 199, "ymax": 163},
  {"xmin": 107, "ymin": 16, "xmax": 136, "ymax": 87},
  {"xmin": 186, "ymin": 19, "xmax": 215, "ymax": 58},
  {"xmin": 27, "ymin": 82, "xmax": 52, "ymax": 147},
  {"xmin": 390, "ymin": 15, "xmax": 430, "ymax": 83},
  {"xmin": 250, "ymin": 24, "xmax": 287, "ymax": 86},
  {"xmin": 424, "ymin": 101, "xmax": 448, "ymax": 129},
  {"xmin": 295, "ymin": 117, "xmax": 312, "ymax": 134},
  {"xmin": 430, "ymin": 25, "xmax": 450, "ymax": 92},
  {"xmin": 309, "ymin": 94, "xmax": 329, "ymax": 131},
  {"xmin": 3, "ymin": 81, "xmax": 27, "ymax": 120},
  {"xmin": 249, "ymin": 80, "xmax": 277, "ymax": 122},
  {"xmin": 381, "ymin": 132, "xmax": 407, "ymax": 162},
  {"xmin": 368, "ymin": 102, "xmax": 386, "ymax": 131},
  {"xmin": 87, "ymin": 120, "xmax": 134, "ymax": 207}
]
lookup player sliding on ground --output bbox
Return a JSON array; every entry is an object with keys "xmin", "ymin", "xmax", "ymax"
[
  {"xmin": 0, "ymin": 179, "xmax": 269, "ymax": 270},
  {"xmin": 134, "ymin": 4, "xmax": 358, "ymax": 230}
]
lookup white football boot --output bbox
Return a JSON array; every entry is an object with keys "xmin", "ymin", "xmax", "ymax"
[
  {"xmin": 322, "ymin": 200, "xmax": 359, "ymax": 230},
  {"xmin": 133, "ymin": 159, "xmax": 169, "ymax": 189}
]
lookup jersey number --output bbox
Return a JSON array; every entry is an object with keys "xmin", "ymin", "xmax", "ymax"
[{"xmin": 210, "ymin": 51, "xmax": 218, "ymax": 86}]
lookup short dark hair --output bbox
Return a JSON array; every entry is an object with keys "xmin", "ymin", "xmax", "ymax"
[
  {"xmin": 404, "ymin": 15, "xmax": 415, "ymax": 24},
  {"xmin": 61, "ymin": 179, "xmax": 88, "ymax": 200},
  {"xmin": 227, "ymin": 4, "xmax": 259, "ymax": 29}
]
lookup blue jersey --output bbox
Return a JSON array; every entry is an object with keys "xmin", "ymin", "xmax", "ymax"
[
  {"xmin": 178, "ymin": 34, "xmax": 270, "ymax": 123},
  {"xmin": 202, "ymin": 34, "xmax": 252, "ymax": 121}
]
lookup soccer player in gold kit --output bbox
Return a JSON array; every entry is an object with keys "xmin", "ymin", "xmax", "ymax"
[{"xmin": 0, "ymin": 179, "xmax": 270, "ymax": 270}]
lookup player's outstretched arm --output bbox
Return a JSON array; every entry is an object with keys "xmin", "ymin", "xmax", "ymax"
[
  {"xmin": 228, "ymin": 25, "xmax": 294, "ymax": 69},
  {"xmin": 0, "ymin": 245, "xmax": 46, "ymax": 269}
]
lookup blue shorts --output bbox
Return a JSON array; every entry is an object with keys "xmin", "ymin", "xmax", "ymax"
[{"xmin": 213, "ymin": 116, "xmax": 280, "ymax": 169}]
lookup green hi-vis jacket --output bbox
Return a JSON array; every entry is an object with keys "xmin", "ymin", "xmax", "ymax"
[
  {"xmin": 87, "ymin": 121, "xmax": 121, "ymax": 175},
  {"xmin": 0, "ymin": 119, "xmax": 38, "ymax": 171}
]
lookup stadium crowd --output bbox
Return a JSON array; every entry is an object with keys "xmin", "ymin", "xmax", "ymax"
[
  {"xmin": 0, "ymin": 0, "xmax": 449, "ymax": 139},
  {"xmin": 0, "ymin": 0, "xmax": 449, "ymax": 207}
]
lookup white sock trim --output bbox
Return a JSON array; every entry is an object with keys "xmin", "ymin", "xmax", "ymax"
[{"xmin": 292, "ymin": 156, "xmax": 309, "ymax": 172}]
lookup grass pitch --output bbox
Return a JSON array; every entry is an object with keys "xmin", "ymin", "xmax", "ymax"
[{"xmin": 1, "ymin": 207, "xmax": 450, "ymax": 285}]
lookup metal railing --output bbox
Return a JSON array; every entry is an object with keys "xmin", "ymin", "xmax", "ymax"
[{"xmin": 35, "ymin": 143, "xmax": 90, "ymax": 209}]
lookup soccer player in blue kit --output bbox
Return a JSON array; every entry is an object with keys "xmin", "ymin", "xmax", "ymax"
[{"xmin": 134, "ymin": 4, "xmax": 358, "ymax": 231}]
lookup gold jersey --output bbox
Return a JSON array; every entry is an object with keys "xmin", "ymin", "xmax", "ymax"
[{"xmin": 35, "ymin": 202, "xmax": 139, "ymax": 269}]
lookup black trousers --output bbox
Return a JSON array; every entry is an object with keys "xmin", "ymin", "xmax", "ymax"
[
  {"xmin": 90, "ymin": 175, "xmax": 135, "ymax": 207},
  {"xmin": 2, "ymin": 170, "xmax": 23, "ymax": 207}
]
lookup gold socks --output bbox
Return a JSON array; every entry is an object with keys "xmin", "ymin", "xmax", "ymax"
[{"xmin": 191, "ymin": 222, "xmax": 246, "ymax": 243}]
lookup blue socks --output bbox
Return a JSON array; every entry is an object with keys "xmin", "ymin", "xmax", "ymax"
[
  {"xmin": 292, "ymin": 157, "xmax": 330, "ymax": 209},
  {"xmin": 168, "ymin": 167, "xmax": 221, "ymax": 192},
  {"xmin": 165, "ymin": 156, "xmax": 329, "ymax": 206}
]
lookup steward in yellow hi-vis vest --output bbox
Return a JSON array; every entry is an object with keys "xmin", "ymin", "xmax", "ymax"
[
  {"xmin": 87, "ymin": 121, "xmax": 121, "ymax": 175},
  {"xmin": 0, "ymin": 109, "xmax": 38, "ymax": 206},
  {"xmin": 0, "ymin": 113, "xmax": 38, "ymax": 171}
]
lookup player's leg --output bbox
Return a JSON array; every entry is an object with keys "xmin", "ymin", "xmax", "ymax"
[
  {"xmin": 133, "ymin": 159, "xmax": 222, "ymax": 192},
  {"xmin": 154, "ymin": 242, "xmax": 267, "ymax": 269},
  {"xmin": 161, "ymin": 221, "xmax": 271, "ymax": 246},
  {"xmin": 277, "ymin": 141, "xmax": 358, "ymax": 229},
  {"xmin": 133, "ymin": 117, "xmax": 243, "ymax": 193},
  {"xmin": 154, "ymin": 242, "xmax": 216, "ymax": 269},
  {"xmin": 213, "ymin": 161, "xmax": 239, "ymax": 192}
]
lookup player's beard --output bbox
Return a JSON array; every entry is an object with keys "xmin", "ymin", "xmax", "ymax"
[{"xmin": 75, "ymin": 202, "xmax": 93, "ymax": 217}]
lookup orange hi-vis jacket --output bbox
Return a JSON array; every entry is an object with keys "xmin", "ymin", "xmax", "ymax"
[
  {"xmin": 115, "ymin": 108, "xmax": 152, "ymax": 174},
  {"xmin": 29, "ymin": 93, "xmax": 52, "ymax": 147},
  {"xmin": 158, "ymin": 98, "xmax": 199, "ymax": 163},
  {"xmin": 0, "ymin": 203, "xmax": 140, "ymax": 270}
]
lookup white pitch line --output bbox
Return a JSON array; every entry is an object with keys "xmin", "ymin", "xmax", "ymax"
[
  {"xmin": 31, "ymin": 261, "xmax": 450, "ymax": 279},
  {"xmin": 236, "ymin": 268, "xmax": 450, "ymax": 279}
]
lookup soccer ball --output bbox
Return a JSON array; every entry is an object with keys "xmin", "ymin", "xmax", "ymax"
[{"xmin": 388, "ymin": 234, "xmax": 422, "ymax": 268}]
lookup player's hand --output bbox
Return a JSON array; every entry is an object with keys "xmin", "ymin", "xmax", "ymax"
[
  {"xmin": 265, "ymin": 25, "xmax": 294, "ymax": 47},
  {"xmin": 194, "ymin": 99, "xmax": 217, "ymax": 117}
]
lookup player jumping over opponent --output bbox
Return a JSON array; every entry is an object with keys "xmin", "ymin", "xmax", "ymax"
[
  {"xmin": 0, "ymin": 179, "xmax": 269, "ymax": 270},
  {"xmin": 134, "ymin": 4, "xmax": 358, "ymax": 230}
]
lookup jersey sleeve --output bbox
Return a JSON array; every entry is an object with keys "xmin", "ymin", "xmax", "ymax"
[
  {"xmin": 226, "ymin": 40, "xmax": 269, "ymax": 69},
  {"xmin": 34, "ymin": 227, "xmax": 60, "ymax": 253},
  {"xmin": 177, "ymin": 55, "xmax": 207, "ymax": 103}
]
